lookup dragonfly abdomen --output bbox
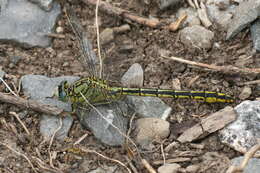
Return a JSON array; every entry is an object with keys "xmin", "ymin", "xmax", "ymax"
[{"xmin": 110, "ymin": 87, "xmax": 234, "ymax": 103}]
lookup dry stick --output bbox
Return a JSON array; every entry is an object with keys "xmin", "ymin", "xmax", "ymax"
[
  {"xmin": 79, "ymin": 147, "xmax": 132, "ymax": 173},
  {"xmin": 0, "ymin": 77, "xmax": 18, "ymax": 96},
  {"xmin": 0, "ymin": 142, "xmax": 38, "ymax": 173},
  {"xmin": 162, "ymin": 55, "xmax": 260, "ymax": 74},
  {"xmin": 226, "ymin": 144, "xmax": 260, "ymax": 173},
  {"xmin": 84, "ymin": 0, "xmax": 185, "ymax": 32},
  {"xmin": 0, "ymin": 92, "xmax": 64, "ymax": 116},
  {"xmin": 10, "ymin": 111, "xmax": 30, "ymax": 136},
  {"xmin": 48, "ymin": 118, "xmax": 63, "ymax": 171},
  {"xmin": 95, "ymin": 0, "xmax": 103, "ymax": 78},
  {"xmin": 141, "ymin": 159, "xmax": 157, "ymax": 173}
]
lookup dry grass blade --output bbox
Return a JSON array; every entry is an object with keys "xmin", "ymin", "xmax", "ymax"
[{"xmin": 10, "ymin": 111, "xmax": 30, "ymax": 136}]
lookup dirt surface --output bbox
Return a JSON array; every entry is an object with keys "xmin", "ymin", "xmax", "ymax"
[{"xmin": 0, "ymin": 1, "xmax": 259, "ymax": 173}]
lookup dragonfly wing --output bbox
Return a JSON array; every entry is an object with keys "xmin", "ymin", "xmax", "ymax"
[{"xmin": 65, "ymin": 6, "xmax": 99, "ymax": 77}]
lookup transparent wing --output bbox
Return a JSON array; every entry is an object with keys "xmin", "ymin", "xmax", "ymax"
[{"xmin": 65, "ymin": 7, "xmax": 99, "ymax": 77}]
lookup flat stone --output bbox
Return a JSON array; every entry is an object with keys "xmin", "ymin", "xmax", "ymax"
[
  {"xmin": 21, "ymin": 74, "xmax": 79, "ymax": 109},
  {"xmin": 226, "ymin": 0, "xmax": 260, "ymax": 40},
  {"xmin": 100, "ymin": 28, "xmax": 114, "ymax": 45},
  {"xmin": 40, "ymin": 115, "xmax": 73, "ymax": 140},
  {"xmin": 121, "ymin": 63, "xmax": 143, "ymax": 87},
  {"xmin": 231, "ymin": 157, "xmax": 260, "ymax": 173},
  {"xmin": 179, "ymin": 25, "xmax": 214, "ymax": 50},
  {"xmin": 126, "ymin": 96, "xmax": 172, "ymax": 120},
  {"xmin": 28, "ymin": 0, "xmax": 54, "ymax": 11},
  {"xmin": 77, "ymin": 101, "xmax": 129, "ymax": 146},
  {"xmin": 219, "ymin": 101, "xmax": 260, "ymax": 155},
  {"xmin": 0, "ymin": 0, "xmax": 61, "ymax": 47},
  {"xmin": 250, "ymin": 19, "xmax": 260, "ymax": 52}
]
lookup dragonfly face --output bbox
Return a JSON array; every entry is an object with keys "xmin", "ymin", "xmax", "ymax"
[{"xmin": 58, "ymin": 81, "xmax": 70, "ymax": 102}]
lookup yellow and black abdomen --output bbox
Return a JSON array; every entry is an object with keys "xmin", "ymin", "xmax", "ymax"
[{"xmin": 109, "ymin": 87, "xmax": 234, "ymax": 103}]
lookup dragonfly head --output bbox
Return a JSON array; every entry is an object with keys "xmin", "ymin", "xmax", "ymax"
[{"xmin": 57, "ymin": 81, "xmax": 70, "ymax": 102}]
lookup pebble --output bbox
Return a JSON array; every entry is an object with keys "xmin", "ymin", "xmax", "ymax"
[
  {"xmin": 121, "ymin": 63, "xmax": 143, "ymax": 87},
  {"xmin": 100, "ymin": 28, "xmax": 114, "ymax": 45},
  {"xmin": 239, "ymin": 86, "xmax": 252, "ymax": 100},
  {"xmin": 56, "ymin": 26, "xmax": 64, "ymax": 33},
  {"xmin": 177, "ymin": 7, "xmax": 201, "ymax": 27},
  {"xmin": 186, "ymin": 165, "xmax": 200, "ymax": 173},
  {"xmin": 135, "ymin": 118, "xmax": 170, "ymax": 149},
  {"xmin": 158, "ymin": 163, "xmax": 181, "ymax": 173},
  {"xmin": 179, "ymin": 25, "xmax": 214, "ymax": 50}
]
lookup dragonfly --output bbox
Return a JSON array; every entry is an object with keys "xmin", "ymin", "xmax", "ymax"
[{"xmin": 57, "ymin": 8, "xmax": 234, "ymax": 113}]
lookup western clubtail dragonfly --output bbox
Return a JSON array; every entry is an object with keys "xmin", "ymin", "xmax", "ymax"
[{"xmin": 57, "ymin": 8, "xmax": 234, "ymax": 113}]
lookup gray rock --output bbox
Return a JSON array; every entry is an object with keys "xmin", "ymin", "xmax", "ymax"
[
  {"xmin": 231, "ymin": 157, "xmax": 260, "ymax": 173},
  {"xmin": 21, "ymin": 74, "xmax": 79, "ymax": 102},
  {"xmin": 126, "ymin": 96, "xmax": 172, "ymax": 120},
  {"xmin": 121, "ymin": 63, "xmax": 143, "ymax": 87},
  {"xmin": 28, "ymin": 0, "xmax": 54, "ymax": 11},
  {"xmin": 135, "ymin": 118, "xmax": 170, "ymax": 149},
  {"xmin": 250, "ymin": 19, "xmax": 260, "ymax": 52},
  {"xmin": 158, "ymin": 0, "xmax": 181, "ymax": 10},
  {"xmin": 206, "ymin": 4, "xmax": 233, "ymax": 29},
  {"xmin": 179, "ymin": 25, "xmax": 214, "ymax": 50},
  {"xmin": 40, "ymin": 115, "xmax": 73, "ymax": 140},
  {"xmin": 0, "ymin": 70, "xmax": 5, "ymax": 80},
  {"xmin": 177, "ymin": 7, "xmax": 201, "ymax": 27},
  {"xmin": 219, "ymin": 100, "xmax": 260, "ymax": 155},
  {"xmin": 0, "ymin": 0, "xmax": 61, "ymax": 48},
  {"xmin": 226, "ymin": 0, "xmax": 260, "ymax": 40},
  {"xmin": 77, "ymin": 102, "xmax": 129, "ymax": 146}
]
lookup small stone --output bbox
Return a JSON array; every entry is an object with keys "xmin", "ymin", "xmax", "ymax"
[
  {"xmin": 177, "ymin": 7, "xmax": 201, "ymax": 27},
  {"xmin": 179, "ymin": 25, "xmax": 214, "ymax": 50},
  {"xmin": 239, "ymin": 86, "xmax": 252, "ymax": 100},
  {"xmin": 100, "ymin": 28, "xmax": 114, "ymax": 45},
  {"xmin": 219, "ymin": 101, "xmax": 260, "ymax": 155},
  {"xmin": 40, "ymin": 115, "xmax": 73, "ymax": 140},
  {"xmin": 172, "ymin": 78, "xmax": 181, "ymax": 90},
  {"xmin": 158, "ymin": 163, "xmax": 181, "ymax": 173},
  {"xmin": 0, "ymin": 70, "xmax": 5, "ymax": 80},
  {"xmin": 186, "ymin": 165, "xmax": 200, "ymax": 173},
  {"xmin": 121, "ymin": 63, "xmax": 143, "ymax": 87},
  {"xmin": 126, "ymin": 96, "xmax": 172, "ymax": 120},
  {"xmin": 135, "ymin": 118, "xmax": 170, "ymax": 149},
  {"xmin": 250, "ymin": 19, "xmax": 260, "ymax": 52},
  {"xmin": 56, "ymin": 26, "xmax": 64, "ymax": 33}
]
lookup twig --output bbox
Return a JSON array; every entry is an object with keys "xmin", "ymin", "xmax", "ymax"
[
  {"xmin": 74, "ymin": 132, "xmax": 89, "ymax": 145},
  {"xmin": 226, "ymin": 144, "xmax": 260, "ymax": 173},
  {"xmin": 124, "ymin": 155, "xmax": 138, "ymax": 173},
  {"xmin": 162, "ymin": 55, "xmax": 260, "ymax": 74},
  {"xmin": 48, "ymin": 118, "xmax": 63, "ymax": 169},
  {"xmin": 77, "ymin": 147, "xmax": 132, "ymax": 173},
  {"xmin": 83, "ymin": 0, "xmax": 185, "ymax": 32},
  {"xmin": 95, "ymin": 0, "xmax": 103, "ymax": 78},
  {"xmin": 141, "ymin": 159, "xmax": 157, "ymax": 173},
  {"xmin": 10, "ymin": 111, "xmax": 30, "ymax": 136},
  {"xmin": 0, "ymin": 92, "xmax": 64, "ymax": 116},
  {"xmin": 45, "ymin": 33, "xmax": 65, "ymax": 39},
  {"xmin": 0, "ymin": 142, "xmax": 38, "ymax": 173},
  {"xmin": 238, "ymin": 80, "xmax": 260, "ymax": 86},
  {"xmin": 161, "ymin": 143, "xmax": 166, "ymax": 165}
]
